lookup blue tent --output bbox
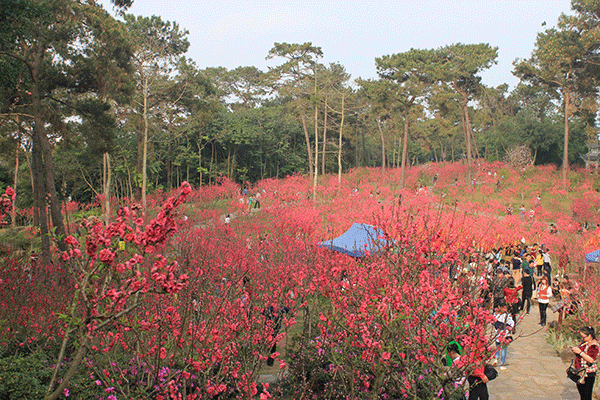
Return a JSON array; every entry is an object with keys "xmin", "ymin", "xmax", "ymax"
[
  {"xmin": 318, "ymin": 223, "xmax": 390, "ymax": 257},
  {"xmin": 585, "ymin": 249, "xmax": 600, "ymax": 263}
]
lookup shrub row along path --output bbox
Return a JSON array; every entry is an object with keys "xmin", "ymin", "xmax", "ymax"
[{"xmin": 488, "ymin": 303, "xmax": 580, "ymax": 399}]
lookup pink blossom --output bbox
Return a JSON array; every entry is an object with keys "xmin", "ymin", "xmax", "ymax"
[{"xmin": 99, "ymin": 249, "xmax": 115, "ymax": 265}]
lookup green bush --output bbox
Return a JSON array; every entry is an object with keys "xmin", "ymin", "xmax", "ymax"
[{"xmin": 0, "ymin": 352, "xmax": 52, "ymax": 399}]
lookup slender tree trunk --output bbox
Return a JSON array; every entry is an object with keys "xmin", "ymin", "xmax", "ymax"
[
  {"xmin": 10, "ymin": 131, "xmax": 19, "ymax": 227},
  {"xmin": 355, "ymin": 114, "xmax": 359, "ymax": 167},
  {"xmin": 362, "ymin": 124, "xmax": 366, "ymax": 166},
  {"xmin": 439, "ymin": 139, "xmax": 446, "ymax": 161},
  {"xmin": 102, "ymin": 153, "xmax": 111, "ymax": 223},
  {"xmin": 32, "ymin": 47, "xmax": 66, "ymax": 252},
  {"xmin": 400, "ymin": 113, "xmax": 409, "ymax": 189},
  {"xmin": 141, "ymin": 75, "xmax": 149, "ymax": 212},
  {"xmin": 313, "ymin": 101, "xmax": 319, "ymax": 193},
  {"xmin": 39, "ymin": 130, "xmax": 66, "ymax": 249},
  {"xmin": 463, "ymin": 101, "xmax": 473, "ymax": 183},
  {"xmin": 562, "ymin": 89, "xmax": 570, "ymax": 186},
  {"xmin": 31, "ymin": 132, "xmax": 50, "ymax": 263},
  {"xmin": 198, "ymin": 142, "xmax": 203, "ymax": 186},
  {"xmin": 126, "ymin": 164, "xmax": 133, "ymax": 200},
  {"xmin": 210, "ymin": 140, "xmax": 215, "ymax": 184},
  {"xmin": 398, "ymin": 135, "xmax": 402, "ymax": 167},
  {"xmin": 227, "ymin": 148, "xmax": 231, "ymax": 178},
  {"xmin": 377, "ymin": 119, "xmax": 386, "ymax": 173},
  {"xmin": 337, "ymin": 95, "xmax": 345, "ymax": 184},
  {"xmin": 322, "ymin": 96, "xmax": 328, "ymax": 174},
  {"xmin": 300, "ymin": 113, "xmax": 314, "ymax": 180},
  {"xmin": 167, "ymin": 139, "xmax": 172, "ymax": 190}
]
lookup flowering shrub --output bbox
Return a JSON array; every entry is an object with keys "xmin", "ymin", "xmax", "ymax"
[
  {"xmin": 39, "ymin": 182, "xmax": 193, "ymax": 399},
  {"xmin": 3, "ymin": 162, "xmax": 600, "ymax": 399},
  {"xmin": 0, "ymin": 187, "xmax": 15, "ymax": 227},
  {"xmin": 280, "ymin": 206, "xmax": 496, "ymax": 399}
]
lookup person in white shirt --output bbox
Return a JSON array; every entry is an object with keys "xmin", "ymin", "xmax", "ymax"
[
  {"xmin": 537, "ymin": 275, "xmax": 553, "ymax": 326},
  {"xmin": 493, "ymin": 304, "xmax": 515, "ymax": 369}
]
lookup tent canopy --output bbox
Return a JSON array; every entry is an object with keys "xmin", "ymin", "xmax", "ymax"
[
  {"xmin": 318, "ymin": 223, "xmax": 390, "ymax": 258},
  {"xmin": 585, "ymin": 249, "xmax": 600, "ymax": 263}
]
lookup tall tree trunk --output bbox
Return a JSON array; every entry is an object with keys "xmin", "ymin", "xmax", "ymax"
[
  {"xmin": 300, "ymin": 113, "xmax": 314, "ymax": 180},
  {"xmin": 398, "ymin": 136, "xmax": 402, "ymax": 167},
  {"xmin": 32, "ymin": 47, "xmax": 66, "ymax": 252},
  {"xmin": 10, "ymin": 130, "xmax": 19, "ymax": 227},
  {"xmin": 227, "ymin": 147, "xmax": 231, "ymax": 178},
  {"xmin": 210, "ymin": 140, "xmax": 215, "ymax": 184},
  {"xmin": 337, "ymin": 95, "xmax": 345, "ymax": 184},
  {"xmin": 24, "ymin": 151, "xmax": 37, "ymax": 226},
  {"xmin": 562, "ymin": 89, "xmax": 570, "ymax": 186},
  {"xmin": 322, "ymin": 96, "xmax": 328, "ymax": 174},
  {"xmin": 355, "ymin": 114, "xmax": 359, "ymax": 167},
  {"xmin": 362, "ymin": 125, "xmax": 366, "ymax": 166},
  {"xmin": 439, "ymin": 139, "xmax": 446, "ymax": 161},
  {"xmin": 31, "ymin": 132, "xmax": 50, "ymax": 263},
  {"xmin": 463, "ymin": 101, "xmax": 473, "ymax": 183},
  {"xmin": 102, "ymin": 153, "xmax": 111, "ymax": 223},
  {"xmin": 166, "ymin": 139, "xmax": 172, "ymax": 190},
  {"xmin": 39, "ymin": 129, "xmax": 66, "ymax": 250},
  {"xmin": 198, "ymin": 142, "xmax": 203, "ymax": 186},
  {"xmin": 400, "ymin": 113, "xmax": 409, "ymax": 189},
  {"xmin": 377, "ymin": 119, "xmax": 386, "ymax": 173},
  {"xmin": 313, "ymin": 102, "xmax": 319, "ymax": 192},
  {"xmin": 141, "ymin": 76, "xmax": 149, "ymax": 212},
  {"xmin": 126, "ymin": 164, "xmax": 133, "ymax": 200}
]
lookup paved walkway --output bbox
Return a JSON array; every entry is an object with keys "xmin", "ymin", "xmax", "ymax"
[{"xmin": 487, "ymin": 302, "xmax": 580, "ymax": 399}]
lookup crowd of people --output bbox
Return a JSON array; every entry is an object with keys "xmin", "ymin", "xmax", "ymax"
[{"xmin": 443, "ymin": 241, "xmax": 594, "ymax": 400}]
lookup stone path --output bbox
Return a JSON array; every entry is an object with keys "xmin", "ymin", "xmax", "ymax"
[{"xmin": 487, "ymin": 302, "xmax": 580, "ymax": 399}]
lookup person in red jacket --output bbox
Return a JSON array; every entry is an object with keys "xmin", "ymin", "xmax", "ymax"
[
  {"xmin": 468, "ymin": 361, "xmax": 490, "ymax": 400},
  {"xmin": 503, "ymin": 277, "xmax": 522, "ymax": 330}
]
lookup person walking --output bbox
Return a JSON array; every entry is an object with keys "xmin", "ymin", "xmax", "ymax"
[
  {"xmin": 492, "ymin": 269, "xmax": 509, "ymax": 309},
  {"xmin": 520, "ymin": 269, "xmax": 534, "ymax": 314},
  {"xmin": 537, "ymin": 275, "xmax": 552, "ymax": 326},
  {"xmin": 543, "ymin": 248, "xmax": 552, "ymax": 282},
  {"xmin": 511, "ymin": 251, "xmax": 522, "ymax": 286},
  {"xmin": 493, "ymin": 304, "xmax": 515, "ymax": 370},
  {"xmin": 570, "ymin": 326, "xmax": 599, "ymax": 400},
  {"xmin": 522, "ymin": 253, "xmax": 534, "ymax": 278},
  {"xmin": 503, "ymin": 278, "xmax": 522, "ymax": 330},
  {"xmin": 535, "ymin": 251, "xmax": 544, "ymax": 277},
  {"xmin": 519, "ymin": 205, "xmax": 526, "ymax": 221}
]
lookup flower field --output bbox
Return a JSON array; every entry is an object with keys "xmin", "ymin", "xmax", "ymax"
[{"xmin": 1, "ymin": 161, "xmax": 599, "ymax": 399}]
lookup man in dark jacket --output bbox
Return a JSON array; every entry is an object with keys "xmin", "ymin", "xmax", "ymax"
[
  {"xmin": 520, "ymin": 269, "xmax": 535, "ymax": 314},
  {"xmin": 492, "ymin": 269, "xmax": 509, "ymax": 310}
]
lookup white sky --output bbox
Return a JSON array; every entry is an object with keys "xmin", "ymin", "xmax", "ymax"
[{"xmin": 103, "ymin": 0, "xmax": 573, "ymax": 89}]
